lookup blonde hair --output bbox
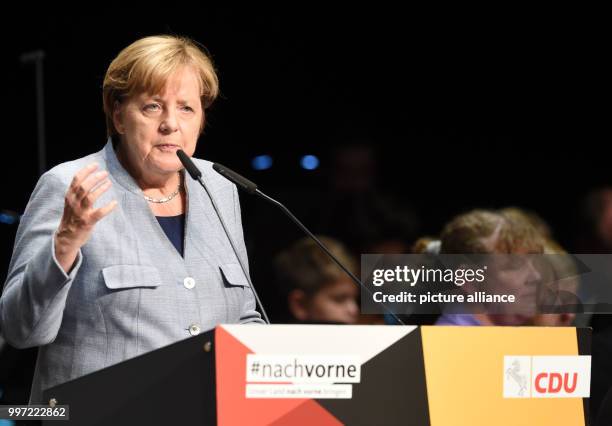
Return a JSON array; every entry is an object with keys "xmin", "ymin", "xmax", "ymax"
[
  {"xmin": 102, "ymin": 35, "xmax": 219, "ymax": 143},
  {"xmin": 500, "ymin": 207, "xmax": 553, "ymax": 240},
  {"xmin": 440, "ymin": 209, "xmax": 544, "ymax": 254}
]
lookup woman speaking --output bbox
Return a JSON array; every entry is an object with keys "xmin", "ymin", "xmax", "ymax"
[{"xmin": 0, "ymin": 35, "xmax": 263, "ymax": 403}]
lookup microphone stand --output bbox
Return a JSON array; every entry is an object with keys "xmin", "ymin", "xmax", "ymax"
[{"xmin": 193, "ymin": 175, "xmax": 271, "ymax": 325}]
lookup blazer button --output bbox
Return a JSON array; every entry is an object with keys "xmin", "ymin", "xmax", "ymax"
[
  {"xmin": 184, "ymin": 277, "xmax": 196, "ymax": 289},
  {"xmin": 188, "ymin": 324, "xmax": 201, "ymax": 336}
]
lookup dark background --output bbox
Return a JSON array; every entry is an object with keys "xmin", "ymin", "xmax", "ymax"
[{"xmin": 0, "ymin": 8, "xmax": 608, "ymax": 407}]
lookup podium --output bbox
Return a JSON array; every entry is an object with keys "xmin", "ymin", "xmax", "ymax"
[{"xmin": 42, "ymin": 325, "xmax": 591, "ymax": 425}]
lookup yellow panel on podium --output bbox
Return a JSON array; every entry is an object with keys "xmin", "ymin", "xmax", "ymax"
[{"xmin": 421, "ymin": 326, "xmax": 590, "ymax": 426}]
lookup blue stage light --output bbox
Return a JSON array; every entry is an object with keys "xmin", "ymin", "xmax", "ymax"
[
  {"xmin": 251, "ymin": 155, "xmax": 273, "ymax": 170},
  {"xmin": 300, "ymin": 155, "xmax": 319, "ymax": 170}
]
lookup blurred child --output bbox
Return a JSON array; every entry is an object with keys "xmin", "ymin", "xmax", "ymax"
[{"xmin": 274, "ymin": 236, "xmax": 359, "ymax": 324}]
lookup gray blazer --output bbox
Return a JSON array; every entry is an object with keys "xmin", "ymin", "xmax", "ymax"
[{"xmin": 0, "ymin": 140, "xmax": 263, "ymax": 403}]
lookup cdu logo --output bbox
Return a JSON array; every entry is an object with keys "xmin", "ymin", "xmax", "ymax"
[
  {"xmin": 503, "ymin": 355, "xmax": 591, "ymax": 399},
  {"xmin": 504, "ymin": 356, "xmax": 531, "ymax": 398}
]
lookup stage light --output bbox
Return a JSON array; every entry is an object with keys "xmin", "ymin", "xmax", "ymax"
[
  {"xmin": 0, "ymin": 210, "xmax": 20, "ymax": 225},
  {"xmin": 251, "ymin": 155, "xmax": 273, "ymax": 170},
  {"xmin": 300, "ymin": 155, "xmax": 319, "ymax": 170}
]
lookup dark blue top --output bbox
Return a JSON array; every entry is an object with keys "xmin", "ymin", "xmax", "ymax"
[{"xmin": 156, "ymin": 214, "xmax": 185, "ymax": 257}]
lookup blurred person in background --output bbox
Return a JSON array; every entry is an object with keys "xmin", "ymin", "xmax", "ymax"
[
  {"xmin": 574, "ymin": 188, "xmax": 612, "ymax": 419},
  {"xmin": 414, "ymin": 208, "xmax": 578, "ymax": 327},
  {"xmin": 576, "ymin": 187, "xmax": 612, "ymax": 253},
  {"xmin": 434, "ymin": 209, "xmax": 544, "ymax": 326},
  {"xmin": 274, "ymin": 236, "xmax": 359, "ymax": 324},
  {"xmin": 316, "ymin": 143, "xmax": 420, "ymax": 256},
  {"xmin": 500, "ymin": 207, "xmax": 580, "ymax": 327}
]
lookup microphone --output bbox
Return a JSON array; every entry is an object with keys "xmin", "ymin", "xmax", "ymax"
[
  {"xmin": 212, "ymin": 163, "xmax": 257, "ymax": 195},
  {"xmin": 178, "ymin": 150, "xmax": 202, "ymax": 180},
  {"xmin": 211, "ymin": 162, "xmax": 406, "ymax": 326},
  {"xmin": 176, "ymin": 150, "xmax": 270, "ymax": 324}
]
